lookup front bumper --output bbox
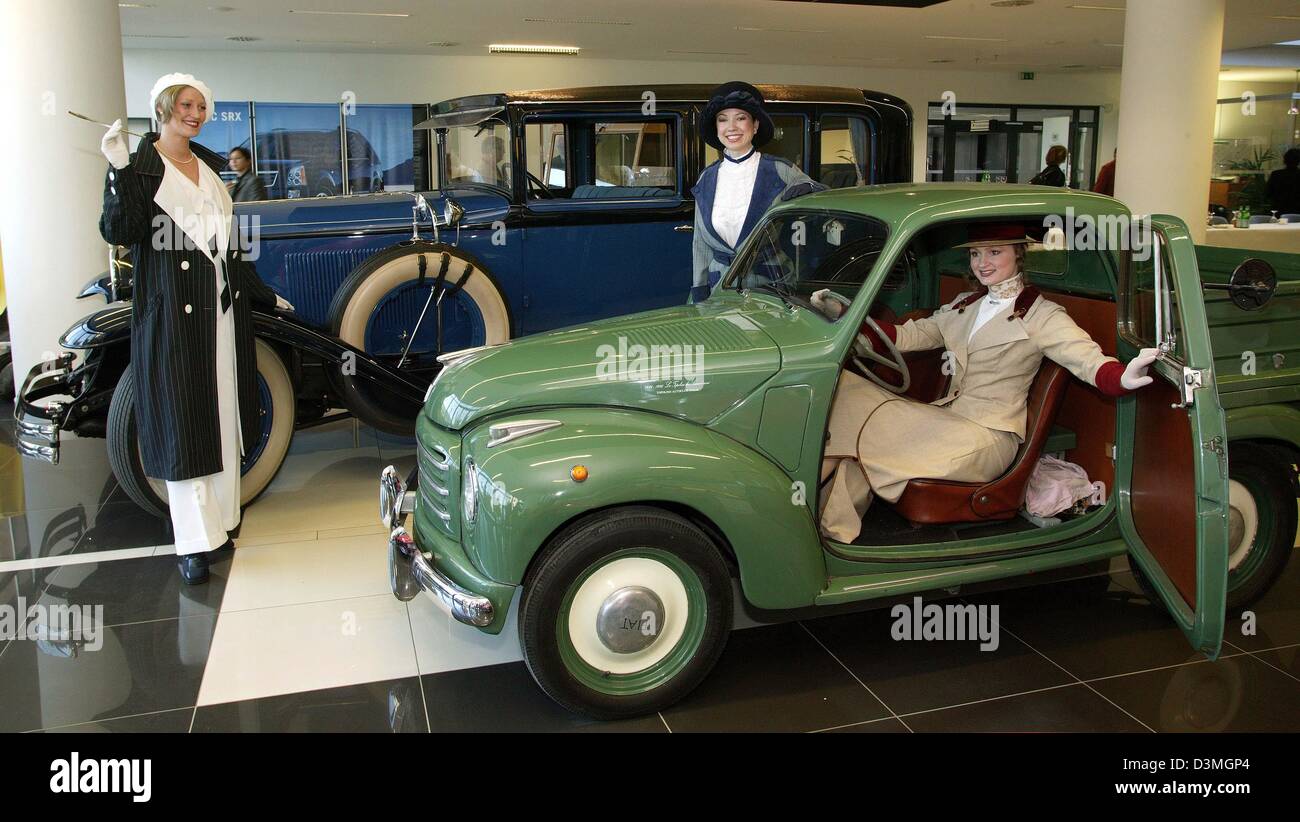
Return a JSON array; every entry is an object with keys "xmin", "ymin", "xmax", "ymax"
[
  {"xmin": 14, "ymin": 354, "xmax": 77, "ymax": 464},
  {"xmin": 381, "ymin": 465, "xmax": 497, "ymax": 629}
]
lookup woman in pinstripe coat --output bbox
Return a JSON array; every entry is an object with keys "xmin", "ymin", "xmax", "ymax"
[{"xmin": 99, "ymin": 74, "xmax": 284, "ymax": 583}]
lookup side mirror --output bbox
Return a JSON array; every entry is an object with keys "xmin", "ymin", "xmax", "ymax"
[{"xmin": 443, "ymin": 198, "xmax": 464, "ymax": 229}]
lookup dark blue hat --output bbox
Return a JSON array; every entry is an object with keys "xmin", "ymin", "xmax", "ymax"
[{"xmin": 701, "ymin": 81, "xmax": 775, "ymax": 151}]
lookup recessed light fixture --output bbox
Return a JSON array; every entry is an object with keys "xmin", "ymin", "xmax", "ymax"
[
  {"xmin": 924, "ymin": 35, "xmax": 1008, "ymax": 42},
  {"xmin": 288, "ymin": 9, "xmax": 410, "ymax": 17},
  {"xmin": 123, "ymin": 33, "xmax": 188, "ymax": 38},
  {"xmin": 118, "ymin": 2, "xmax": 154, "ymax": 7},
  {"xmin": 426, "ymin": 42, "xmax": 458, "ymax": 47},
  {"xmin": 736, "ymin": 25, "xmax": 830, "ymax": 33},
  {"xmin": 523, "ymin": 17, "xmax": 632, "ymax": 25},
  {"xmin": 991, "ymin": 0, "xmax": 1034, "ymax": 6},
  {"xmin": 929, "ymin": 58, "xmax": 955, "ymax": 63},
  {"xmin": 227, "ymin": 35, "xmax": 260, "ymax": 42},
  {"xmin": 1067, "ymin": 4, "xmax": 1124, "ymax": 10},
  {"xmin": 1269, "ymin": 15, "xmax": 1300, "ymax": 20},
  {"xmin": 1101, "ymin": 42, "xmax": 1123, "ymax": 47},
  {"xmin": 489, "ymin": 44, "xmax": 581, "ymax": 55},
  {"xmin": 208, "ymin": 5, "xmax": 236, "ymax": 11}
]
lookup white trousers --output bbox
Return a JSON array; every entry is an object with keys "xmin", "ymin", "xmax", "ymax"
[{"xmin": 166, "ymin": 258, "xmax": 242, "ymax": 555}]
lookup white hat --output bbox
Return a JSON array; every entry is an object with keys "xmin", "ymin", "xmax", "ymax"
[{"xmin": 148, "ymin": 73, "xmax": 215, "ymax": 123}]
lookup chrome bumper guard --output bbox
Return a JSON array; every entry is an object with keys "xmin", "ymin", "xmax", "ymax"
[
  {"xmin": 381, "ymin": 465, "xmax": 494, "ymax": 628},
  {"xmin": 14, "ymin": 353, "xmax": 77, "ymax": 465}
]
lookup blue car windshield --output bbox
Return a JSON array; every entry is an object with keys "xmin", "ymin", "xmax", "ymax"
[{"xmin": 722, "ymin": 211, "xmax": 890, "ymax": 299}]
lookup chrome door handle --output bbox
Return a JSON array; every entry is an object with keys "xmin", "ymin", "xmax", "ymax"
[{"xmin": 674, "ymin": 225, "xmax": 693, "ymax": 232}]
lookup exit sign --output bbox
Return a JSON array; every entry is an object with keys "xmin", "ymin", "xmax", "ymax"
[{"xmin": 1021, "ymin": 72, "xmax": 1035, "ymax": 80}]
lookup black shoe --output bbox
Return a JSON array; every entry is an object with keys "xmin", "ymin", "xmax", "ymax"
[
  {"xmin": 227, "ymin": 522, "xmax": 242, "ymax": 540},
  {"xmin": 177, "ymin": 552, "xmax": 210, "ymax": 585}
]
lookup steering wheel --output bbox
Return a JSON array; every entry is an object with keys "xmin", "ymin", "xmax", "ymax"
[
  {"xmin": 525, "ymin": 170, "xmax": 556, "ymax": 199},
  {"xmin": 819, "ymin": 290, "xmax": 911, "ymax": 395}
]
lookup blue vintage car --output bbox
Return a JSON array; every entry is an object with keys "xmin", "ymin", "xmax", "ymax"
[{"xmin": 16, "ymin": 84, "xmax": 912, "ymax": 515}]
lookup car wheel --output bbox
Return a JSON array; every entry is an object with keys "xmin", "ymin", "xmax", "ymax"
[
  {"xmin": 518, "ymin": 506, "xmax": 732, "ymax": 720},
  {"xmin": 107, "ymin": 339, "xmax": 297, "ymax": 518},
  {"xmin": 1223, "ymin": 443, "xmax": 1296, "ymax": 612},
  {"xmin": 327, "ymin": 241, "xmax": 511, "ymax": 435}
]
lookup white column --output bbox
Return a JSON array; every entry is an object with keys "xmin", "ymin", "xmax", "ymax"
[
  {"xmin": 0, "ymin": 0, "xmax": 127, "ymax": 379},
  {"xmin": 1113, "ymin": 0, "xmax": 1225, "ymax": 243}
]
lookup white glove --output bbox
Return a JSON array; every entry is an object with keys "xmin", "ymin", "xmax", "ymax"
[
  {"xmin": 275, "ymin": 294, "xmax": 294, "ymax": 311},
  {"xmin": 1121, "ymin": 347, "xmax": 1160, "ymax": 390},
  {"xmin": 810, "ymin": 288, "xmax": 845, "ymax": 320},
  {"xmin": 100, "ymin": 119, "xmax": 130, "ymax": 170}
]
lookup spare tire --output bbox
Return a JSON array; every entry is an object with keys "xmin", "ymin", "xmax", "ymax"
[{"xmin": 327, "ymin": 241, "xmax": 511, "ymax": 435}]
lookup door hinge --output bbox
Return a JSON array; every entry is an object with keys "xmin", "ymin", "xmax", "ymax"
[{"xmin": 1203, "ymin": 435, "xmax": 1226, "ymax": 475}]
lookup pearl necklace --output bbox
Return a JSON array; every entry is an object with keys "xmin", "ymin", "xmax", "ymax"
[{"xmin": 156, "ymin": 143, "xmax": 196, "ymax": 165}]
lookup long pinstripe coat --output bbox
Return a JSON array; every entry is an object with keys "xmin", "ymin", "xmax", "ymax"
[{"xmin": 99, "ymin": 135, "xmax": 279, "ymax": 481}]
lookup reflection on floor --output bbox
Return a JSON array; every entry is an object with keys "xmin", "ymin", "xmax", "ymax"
[{"xmin": 1, "ymin": 410, "xmax": 1298, "ymax": 732}]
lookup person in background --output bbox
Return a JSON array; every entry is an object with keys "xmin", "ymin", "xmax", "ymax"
[
  {"xmin": 1266, "ymin": 148, "xmax": 1300, "ymax": 216},
  {"xmin": 227, "ymin": 146, "xmax": 267, "ymax": 202},
  {"xmin": 690, "ymin": 81, "xmax": 824, "ymax": 303},
  {"xmin": 1092, "ymin": 149, "xmax": 1116, "ymax": 197},
  {"xmin": 481, "ymin": 136, "xmax": 510, "ymax": 188},
  {"xmin": 1030, "ymin": 145, "xmax": 1068, "ymax": 187}
]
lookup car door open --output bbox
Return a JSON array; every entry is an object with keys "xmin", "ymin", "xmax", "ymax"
[{"xmin": 1115, "ymin": 216, "xmax": 1229, "ymax": 657}]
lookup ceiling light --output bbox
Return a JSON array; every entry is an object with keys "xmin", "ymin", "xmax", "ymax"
[
  {"xmin": 991, "ymin": 0, "xmax": 1034, "ymax": 6},
  {"xmin": 288, "ymin": 9, "xmax": 410, "ymax": 17},
  {"xmin": 1276, "ymin": 40, "xmax": 1300, "ymax": 46},
  {"xmin": 929, "ymin": 58, "xmax": 955, "ymax": 63},
  {"xmin": 1268, "ymin": 15, "xmax": 1300, "ymax": 20},
  {"xmin": 523, "ymin": 17, "xmax": 632, "ymax": 25},
  {"xmin": 735, "ymin": 25, "xmax": 831, "ymax": 33},
  {"xmin": 227, "ymin": 35, "xmax": 260, "ymax": 42},
  {"xmin": 1067, "ymin": 4, "xmax": 1124, "ymax": 10},
  {"xmin": 118, "ymin": 2, "xmax": 154, "ymax": 7},
  {"xmin": 924, "ymin": 35, "xmax": 1008, "ymax": 42},
  {"xmin": 489, "ymin": 44, "xmax": 580, "ymax": 55},
  {"xmin": 426, "ymin": 42, "xmax": 458, "ymax": 47}
]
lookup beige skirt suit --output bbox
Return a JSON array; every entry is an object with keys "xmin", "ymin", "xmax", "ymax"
[{"xmin": 819, "ymin": 287, "xmax": 1117, "ymax": 542}]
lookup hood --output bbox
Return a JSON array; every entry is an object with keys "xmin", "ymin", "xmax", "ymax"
[
  {"xmin": 426, "ymin": 296, "xmax": 784, "ymax": 431},
  {"xmin": 234, "ymin": 188, "xmax": 509, "ymax": 237}
]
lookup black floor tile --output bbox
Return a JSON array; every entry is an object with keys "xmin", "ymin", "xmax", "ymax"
[
  {"xmin": 194, "ymin": 677, "xmax": 427, "ymax": 732},
  {"xmin": 660, "ymin": 622, "xmax": 891, "ymax": 732},
  {"xmin": 0, "ymin": 614, "xmax": 215, "ymax": 732},
  {"xmin": 1, "ymin": 507, "xmax": 92, "ymax": 562},
  {"xmin": 40, "ymin": 553, "xmax": 228, "ymax": 628},
  {"xmin": 966, "ymin": 572, "xmax": 1211, "ymax": 680},
  {"xmin": 69, "ymin": 502, "xmax": 173, "ymax": 554},
  {"xmin": 1225, "ymin": 555, "xmax": 1300, "ymax": 652},
  {"xmin": 41, "ymin": 708, "xmax": 195, "ymax": 733},
  {"xmin": 1089, "ymin": 653, "xmax": 1300, "ymax": 732},
  {"xmin": 421, "ymin": 662, "xmax": 667, "ymax": 732},
  {"xmin": 903, "ymin": 684, "xmax": 1149, "ymax": 732},
  {"xmin": 802, "ymin": 602, "xmax": 1074, "ymax": 715},
  {"xmin": 820, "ymin": 716, "xmax": 911, "ymax": 733}
]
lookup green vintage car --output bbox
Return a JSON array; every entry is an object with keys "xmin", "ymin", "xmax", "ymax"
[{"xmin": 381, "ymin": 183, "xmax": 1299, "ymax": 719}]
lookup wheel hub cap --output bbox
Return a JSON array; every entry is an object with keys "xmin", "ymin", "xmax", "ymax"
[{"xmin": 595, "ymin": 586, "xmax": 665, "ymax": 654}]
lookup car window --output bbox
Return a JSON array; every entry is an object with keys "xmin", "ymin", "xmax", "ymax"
[
  {"xmin": 702, "ymin": 113, "xmax": 806, "ymax": 170},
  {"xmin": 438, "ymin": 118, "xmax": 512, "ymax": 191},
  {"xmin": 819, "ymin": 114, "xmax": 870, "ymax": 188},
  {"xmin": 1123, "ymin": 235, "xmax": 1183, "ymax": 360},
  {"xmin": 525, "ymin": 117, "xmax": 678, "ymax": 201},
  {"xmin": 723, "ymin": 210, "xmax": 890, "ymax": 299}
]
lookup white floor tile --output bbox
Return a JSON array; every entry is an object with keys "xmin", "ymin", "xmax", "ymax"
[
  {"xmin": 408, "ymin": 588, "xmax": 523, "ymax": 675},
  {"xmin": 197, "ymin": 594, "xmax": 417, "ymax": 705},
  {"xmin": 237, "ymin": 481, "xmax": 378, "ymax": 539},
  {"xmin": 220, "ymin": 534, "xmax": 390, "ymax": 613},
  {"xmin": 265, "ymin": 448, "xmax": 384, "ymax": 494},
  {"xmin": 234, "ymin": 530, "xmax": 318, "ymax": 548},
  {"xmin": 316, "ymin": 523, "xmax": 387, "ymax": 540}
]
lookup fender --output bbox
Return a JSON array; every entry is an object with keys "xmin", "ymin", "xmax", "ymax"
[
  {"xmin": 459, "ymin": 406, "xmax": 827, "ymax": 610},
  {"xmin": 1225, "ymin": 403, "xmax": 1300, "ymax": 489},
  {"xmin": 59, "ymin": 304, "xmax": 132, "ymax": 349}
]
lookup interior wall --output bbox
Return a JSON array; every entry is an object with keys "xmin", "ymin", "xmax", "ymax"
[{"xmin": 124, "ymin": 48, "xmax": 1122, "ymax": 183}]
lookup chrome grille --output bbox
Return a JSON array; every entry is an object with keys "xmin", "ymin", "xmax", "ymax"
[{"xmin": 416, "ymin": 423, "xmax": 459, "ymax": 538}]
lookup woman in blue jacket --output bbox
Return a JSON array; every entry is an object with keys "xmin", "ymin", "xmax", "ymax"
[{"xmin": 689, "ymin": 82, "xmax": 822, "ymax": 303}]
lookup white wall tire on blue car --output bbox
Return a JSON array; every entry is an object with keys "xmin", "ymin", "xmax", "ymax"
[
  {"xmin": 107, "ymin": 339, "xmax": 296, "ymax": 519},
  {"xmin": 328, "ymin": 242, "xmax": 510, "ymax": 435}
]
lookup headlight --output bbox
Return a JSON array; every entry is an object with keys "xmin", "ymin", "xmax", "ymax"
[{"xmin": 463, "ymin": 457, "xmax": 479, "ymax": 524}]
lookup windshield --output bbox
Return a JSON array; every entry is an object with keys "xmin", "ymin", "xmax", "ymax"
[
  {"xmin": 722, "ymin": 210, "xmax": 890, "ymax": 300},
  {"xmin": 437, "ymin": 118, "xmax": 512, "ymax": 191}
]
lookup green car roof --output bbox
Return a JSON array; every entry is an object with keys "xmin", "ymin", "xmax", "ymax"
[{"xmin": 771, "ymin": 182, "xmax": 1133, "ymax": 235}]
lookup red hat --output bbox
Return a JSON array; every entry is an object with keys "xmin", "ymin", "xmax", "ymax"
[{"xmin": 957, "ymin": 223, "xmax": 1035, "ymax": 248}]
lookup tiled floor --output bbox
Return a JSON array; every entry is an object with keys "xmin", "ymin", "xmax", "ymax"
[{"xmin": 1, "ymin": 411, "xmax": 1298, "ymax": 732}]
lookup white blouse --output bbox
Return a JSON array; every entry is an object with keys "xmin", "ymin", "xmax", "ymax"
[{"xmin": 711, "ymin": 151, "xmax": 761, "ymax": 248}]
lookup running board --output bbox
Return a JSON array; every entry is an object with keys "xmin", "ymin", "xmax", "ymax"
[{"xmin": 815, "ymin": 540, "xmax": 1125, "ymax": 607}]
